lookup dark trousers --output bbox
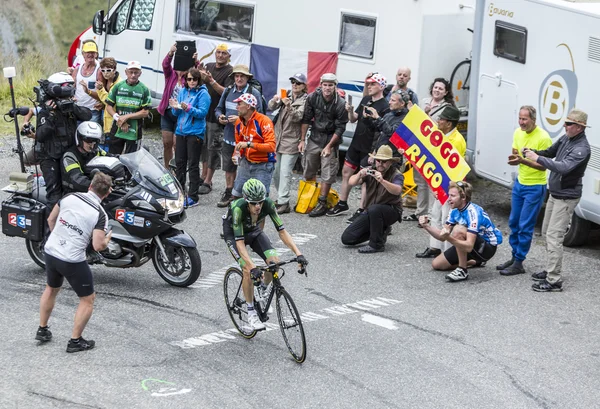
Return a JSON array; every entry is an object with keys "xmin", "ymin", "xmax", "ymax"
[
  {"xmin": 109, "ymin": 137, "xmax": 139, "ymax": 155},
  {"xmin": 40, "ymin": 158, "xmax": 62, "ymax": 209},
  {"xmin": 341, "ymin": 204, "xmax": 400, "ymax": 249},
  {"xmin": 175, "ymin": 135, "xmax": 204, "ymax": 201}
]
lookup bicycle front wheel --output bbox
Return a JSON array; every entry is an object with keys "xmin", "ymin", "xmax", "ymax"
[
  {"xmin": 224, "ymin": 267, "xmax": 257, "ymax": 339},
  {"xmin": 450, "ymin": 59, "xmax": 471, "ymax": 110},
  {"xmin": 276, "ymin": 288, "xmax": 306, "ymax": 363}
]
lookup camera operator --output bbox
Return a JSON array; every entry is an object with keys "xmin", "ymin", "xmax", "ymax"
[{"xmin": 35, "ymin": 72, "xmax": 92, "ymax": 209}]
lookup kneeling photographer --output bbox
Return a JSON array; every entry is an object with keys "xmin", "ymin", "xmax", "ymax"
[
  {"xmin": 35, "ymin": 72, "xmax": 92, "ymax": 208},
  {"xmin": 341, "ymin": 145, "xmax": 404, "ymax": 254}
]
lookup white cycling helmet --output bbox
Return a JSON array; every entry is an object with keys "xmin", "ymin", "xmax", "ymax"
[{"xmin": 76, "ymin": 121, "xmax": 103, "ymax": 148}]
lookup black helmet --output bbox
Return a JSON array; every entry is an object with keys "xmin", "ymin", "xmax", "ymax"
[{"xmin": 76, "ymin": 121, "xmax": 102, "ymax": 150}]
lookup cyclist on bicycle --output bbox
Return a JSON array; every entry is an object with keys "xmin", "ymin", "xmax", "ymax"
[{"xmin": 222, "ymin": 178, "xmax": 308, "ymax": 330}]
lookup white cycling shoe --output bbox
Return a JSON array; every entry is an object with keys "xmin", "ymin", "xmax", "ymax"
[{"xmin": 248, "ymin": 313, "xmax": 266, "ymax": 331}]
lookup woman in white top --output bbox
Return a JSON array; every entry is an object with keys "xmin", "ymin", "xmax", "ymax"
[
  {"xmin": 72, "ymin": 40, "xmax": 103, "ymax": 124},
  {"xmin": 421, "ymin": 77, "xmax": 456, "ymax": 122}
]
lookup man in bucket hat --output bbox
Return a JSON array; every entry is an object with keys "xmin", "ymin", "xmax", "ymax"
[
  {"xmin": 215, "ymin": 64, "xmax": 265, "ymax": 207},
  {"xmin": 341, "ymin": 145, "xmax": 403, "ymax": 253},
  {"xmin": 524, "ymin": 108, "xmax": 591, "ymax": 292}
]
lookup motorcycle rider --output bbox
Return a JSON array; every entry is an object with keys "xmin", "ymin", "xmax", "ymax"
[
  {"xmin": 35, "ymin": 72, "xmax": 92, "ymax": 209},
  {"xmin": 61, "ymin": 121, "xmax": 109, "ymax": 194}
]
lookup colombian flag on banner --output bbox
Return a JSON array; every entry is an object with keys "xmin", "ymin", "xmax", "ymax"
[{"xmin": 390, "ymin": 106, "xmax": 471, "ymax": 205}]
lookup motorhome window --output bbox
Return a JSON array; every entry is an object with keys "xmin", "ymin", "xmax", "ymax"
[
  {"xmin": 339, "ymin": 14, "xmax": 376, "ymax": 59},
  {"xmin": 177, "ymin": 0, "xmax": 254, "ymax": 42},
  {"xmin": 494, "ymin": 21, "xmax": 527, "ymax": 64},
  {"xmin": 109, "ymin": 0, "xmax": 132, "ymax": 35},
  {"xmin": 128, "ymin": 0, "xmax": 156, "ymax": 31}
]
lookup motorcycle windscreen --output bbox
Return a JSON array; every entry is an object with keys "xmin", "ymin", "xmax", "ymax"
[{"xmin": 119, "ymin": 149, "xmax": 183, "ymax": 199}]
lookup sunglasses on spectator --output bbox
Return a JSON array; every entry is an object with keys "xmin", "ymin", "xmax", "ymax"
[
  {"xmin": 375, "ymin": 159, "xmax": 389, "ymax": 163},
  {"xmin": 82, "ymin": 138, "xmax": 98, "ymax": 144},
  {"xmin": 564, "ymin": 122, "xmax": 576, "ymax": 127},
  {"xmin": 101, "ymin": 68, "xmax": 114, "ymax": 73},
  {"xmin": 291, "ymin": 80, "xmax": 304, "ymax": 85},
  {"xmin": 456, "ymin": 181, "xmax": 467, "ymax": 189},
  {"xmin": 186, "ymin": 77, "xmax": 199, "ymax": 82},
  {"xmin": 248, "ymin": 200, "xmax": 264, "ymax": 206}
]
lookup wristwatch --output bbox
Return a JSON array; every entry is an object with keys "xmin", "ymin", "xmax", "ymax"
[{"xmin": 247, "ymin": 141, "xmax": 251, "ymax": 148}]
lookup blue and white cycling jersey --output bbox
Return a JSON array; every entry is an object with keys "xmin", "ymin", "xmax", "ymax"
[{"xmin": 446, "ymin": 202, "xmax": 503, "ymax": 246}]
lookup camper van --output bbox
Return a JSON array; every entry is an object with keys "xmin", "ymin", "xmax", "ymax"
[
  {"xmin": 70, "ymin": 0, "xmax": 474, "ymax": 152},
  {"xmin": 467, "ymin": 0, "xmax": 600, "ymax": 246}
]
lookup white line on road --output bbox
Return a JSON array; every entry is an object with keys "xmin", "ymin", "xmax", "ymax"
[{"xmin": 361, "ymin": 313, "xmax": 398, "ymax": 330}]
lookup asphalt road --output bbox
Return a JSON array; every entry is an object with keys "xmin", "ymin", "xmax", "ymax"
[{"xmin": 0, "ymin": 136, "xmax": 599, "ymax": 409}]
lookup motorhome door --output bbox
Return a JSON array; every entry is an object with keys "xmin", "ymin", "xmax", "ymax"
[{"xmin": 474, "ymin": 74, "xmax": 518, "ymax": 187}]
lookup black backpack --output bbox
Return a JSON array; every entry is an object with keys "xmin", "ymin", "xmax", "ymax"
[{"xmin": 222, "ymin": 79, "xmax": 268, "ymax": 113}]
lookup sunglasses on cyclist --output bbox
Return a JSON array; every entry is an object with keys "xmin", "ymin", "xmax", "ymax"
[
  {"xmin": 82, "ymin": 138, "xmax": 98, "ymax": 144},
  {"xmin": 248, "ymin": 200, "xmax": 264, "ymax": 206},
  {"xmin": 101, "ymin": 68, "xmax": 114, "ymax": 73}
]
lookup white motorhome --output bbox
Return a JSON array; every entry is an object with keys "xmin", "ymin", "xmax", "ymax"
[
  {"xmin": 71, "ymin": 0, "xmax": 474, "ymax": 151},
  {"xmin": 467, "ymin": 0, "xmax": 600, "ymax": 246}
]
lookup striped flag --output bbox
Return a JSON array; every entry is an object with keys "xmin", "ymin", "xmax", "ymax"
[{"xmin": 249, "ymin": 44, "xmax": 338, "ymax": 102}]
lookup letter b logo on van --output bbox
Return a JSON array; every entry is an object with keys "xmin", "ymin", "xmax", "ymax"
[{"xmin": 539, "ymin": 69, "xmax": 578, "ymax": 138}]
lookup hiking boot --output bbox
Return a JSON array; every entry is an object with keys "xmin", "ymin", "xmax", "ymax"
[
  {"xmin": 185, "ymin": 197, "xmax": 199, "ymax": 208},
  {"xmin": 416, "ymin": 247, "xmax": 441, "ymax": 258},
  {"xmin": 499, "ymin": 264, "xmax": 526, "ymax": 276},
  {"xmin": 248, "ymin": 314, "xmax": 266, "ymax": 331},
  {"xmin": 496, "ymin": 258, "xmax": 514, "ymax": 271},
  {"xmin": 198, "ymin": 183, "xmax": 212, "ymax": 195},
  {"xmin": 66, "ymin": 337, "xmax": 95, "ymax": 353},
  {"xmin": 532, "ymin": 280, "xmax": 563, "ymax": 292},
  {"xmin": 531, "ymin": 271, "xmax": 548, "ymax": 282},
  {"xmin": 217, "ymin": 190, "xmax": 233, "ymax": 208},
  {"xmin": 445, "ymin": 267, "xmax": 469, "ymax": 282},
  {"xmin": 358, "ymin": 245, "xmax": 384, "ymax": 254},
  {"xmin": 326, "ymin": 202, "xmax": 349, "ymax": 217},
  {"xmin": 276, "ymin": 203, "xmax": 291, "ymax": 214},
  {"xmin": 35, "ymin": 326, "xmax": 52, "ymax": 342},
  {"xmin": 346, "ymin": 208, "xmax": 364, "ymax": 224},
  {"xmin": 309, "ymin": 201, "xmax": 327, "ymax": 217}
]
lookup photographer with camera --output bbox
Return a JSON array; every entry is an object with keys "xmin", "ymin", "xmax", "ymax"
[
  {"xmin": 35, "ymin": 72, "xmax": 92, "ymax": 209},
  {"xmin": 340, "ymin": 145, "xmax": 403, "ymax": 254}
]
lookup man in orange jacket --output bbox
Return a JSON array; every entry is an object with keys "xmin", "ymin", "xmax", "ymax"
[{"xmin": 231, "ymin": 93, "xmax": 276, "ymax": 201}]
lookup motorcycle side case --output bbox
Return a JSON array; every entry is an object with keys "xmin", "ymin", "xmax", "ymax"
[{"xmin": 1, "ymin": 196, "xmax": 45, "ymax": 241}]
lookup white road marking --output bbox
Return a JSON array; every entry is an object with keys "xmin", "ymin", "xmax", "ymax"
[
  {"xmin": 170, "ymin": 296, "xmax": 401, "ymax": 349},
  {"xmin": 361, "ymin": 313, "xmax": 398, "ymax": 330}
]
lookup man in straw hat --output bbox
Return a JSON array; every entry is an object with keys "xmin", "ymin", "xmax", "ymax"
[
  {"xmin": 215, "ymin": 64, "xmax": 264, "ymax": 207},
  {"xmin": 524, "ymin": 108, "xmax": 591, "ymax": 292},
  {"xmin": 341, "ymin": 145, "xmax": 403, "ymax": 254}
]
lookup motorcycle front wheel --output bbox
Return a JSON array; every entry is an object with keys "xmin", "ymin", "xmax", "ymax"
[
  {"xmin": 151, "ymin": 244, "xmax": 201, "ymax": 287},
  {"xmin": 26, "ymin": 239, "xmax": 46, "ymax": 269}
]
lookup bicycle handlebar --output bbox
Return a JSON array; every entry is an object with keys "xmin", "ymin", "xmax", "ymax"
[{"xmin": 261, "ymin": 257, "xmax": 307, "ymax": 277}]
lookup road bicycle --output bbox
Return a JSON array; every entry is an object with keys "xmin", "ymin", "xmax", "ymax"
[
  {"xmin": 224, "ymin": 257, "xmax": 307, "ymax": 363},
  {"xmin": 450, "ymin": 28, "xmax": 474, "ymax": 111}
]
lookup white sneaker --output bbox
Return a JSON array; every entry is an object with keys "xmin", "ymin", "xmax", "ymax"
[
  {"xmin": 445, "ymin": 267, "xmax": 469, "ymax": 282},
  {"xmin": 248, "ymin": 313, "xmax": 266, "ymax": 331}
]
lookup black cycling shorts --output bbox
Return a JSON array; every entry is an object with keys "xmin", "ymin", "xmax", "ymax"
[
  {"xmin": 45, "ymin": 254, "xmax": 94, "ymax": 297},
  {"xmin": 222, "ymin": 219, "xmax": 276, "ymax": 265},
  {"xmin": 443, "ymin": 235, "xmax": 497, "ymax": 266}
]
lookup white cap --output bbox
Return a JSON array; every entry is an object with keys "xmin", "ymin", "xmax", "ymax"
[
  {"xmin": 126, "ymin": 61, "xmax": 142, "ymax": 70},
  {"xmin": 320, "ymin": 73, "xmax": 337, "ymax": 84}
]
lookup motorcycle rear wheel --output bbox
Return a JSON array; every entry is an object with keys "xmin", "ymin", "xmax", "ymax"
[
  {"xmin": 26, "ymin": 239, "xmax": 46, "ymax": 269},
  {"xmin": 151, "ymin": 244, "xmax": 201, "ymax": 287}
]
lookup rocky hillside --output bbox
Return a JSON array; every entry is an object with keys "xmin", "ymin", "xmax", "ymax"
[{"xmin": 0, "ymin": 0, "xmax": 106, "ymax": 68}]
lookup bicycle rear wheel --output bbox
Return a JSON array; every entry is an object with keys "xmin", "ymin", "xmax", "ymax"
[
  {"xmin": 450, "ymin": 59, "xmax": 471, "ymax": 110},
  {"xmin": 224, "ymin": 267, "xmax": 257, "ymax": 339},
  {"xmin": 276, "ymin": 288, "xmax": 306, "ymax": 363}
]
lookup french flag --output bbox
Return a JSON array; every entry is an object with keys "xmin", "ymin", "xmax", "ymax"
[{"xmin": 249, "ymin": 44, "xmax": 338, "ymax": 103}]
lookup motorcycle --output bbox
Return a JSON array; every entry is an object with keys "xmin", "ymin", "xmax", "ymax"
[{"xmin": 2, "ymin": 149, "xmax": 201, "ymax": 287}]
